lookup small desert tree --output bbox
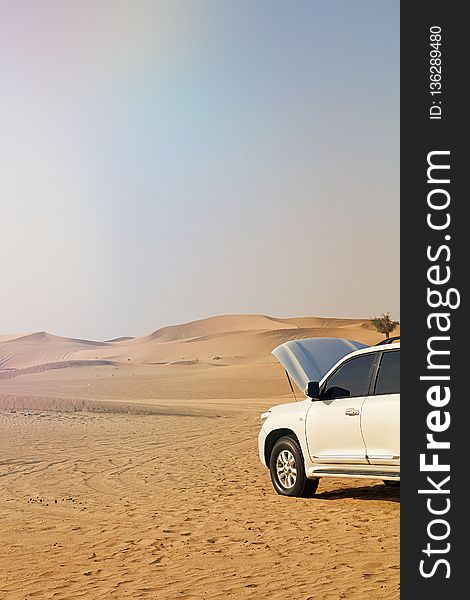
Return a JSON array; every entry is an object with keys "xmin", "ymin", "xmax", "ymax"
[{"xmin": 371, "ymin": 312, "xmax": 399, "ymax": 339}]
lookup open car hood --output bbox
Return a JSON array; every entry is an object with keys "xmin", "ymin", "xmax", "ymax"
[{"xmin": 272, "ymin": 338, "xmax": 368, "ymax": 394}]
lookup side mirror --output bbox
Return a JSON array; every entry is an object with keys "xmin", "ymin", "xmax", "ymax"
[{"xmin": 306, "ymin": 381, "xmax": 320, "ymax": 400}]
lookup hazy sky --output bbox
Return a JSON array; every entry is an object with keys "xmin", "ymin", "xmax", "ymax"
[{"xmin": 1, "ymin": 1, "xmax": 399, "ymax": 340}]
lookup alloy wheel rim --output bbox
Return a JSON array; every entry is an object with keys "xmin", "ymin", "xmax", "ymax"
[{"xmin": 276, "ymin": 449, "xmax": 297, "ymax": 489}]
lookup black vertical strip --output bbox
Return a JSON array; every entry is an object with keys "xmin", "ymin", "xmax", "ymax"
[{"xmin": 401, "ymin": 2, "xmax": 466, "ymax": 597}]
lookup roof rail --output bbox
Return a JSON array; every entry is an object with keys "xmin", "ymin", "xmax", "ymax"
[{"xmin": 375, "ymin": 336, "xmax": 400, "ymax": 346}]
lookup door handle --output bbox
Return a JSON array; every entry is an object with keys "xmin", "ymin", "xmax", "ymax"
[{"xmin": 345, "ymin": 408, "xmax": 360, "ymax": 416}]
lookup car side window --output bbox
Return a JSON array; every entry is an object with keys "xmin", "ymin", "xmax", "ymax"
[
  {"xmin": 374, "ymin": 350, "xmax": 400, "ymax": 395},
  {"xmin": 321, "ymin": 353, "xmax": 376, "ymax": 400}
]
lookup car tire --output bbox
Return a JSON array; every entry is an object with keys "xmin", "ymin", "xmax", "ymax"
[{"xmin": 269, "ymin": 435, "xmax": 319, "ymax": 497}]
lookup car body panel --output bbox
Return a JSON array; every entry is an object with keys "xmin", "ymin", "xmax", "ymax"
[
  {"xmin": 258, "ymin": 399, "xmax": 311, "ymax": 468},
  {"xmin": 361, "ymin": 392, "xmax": 400, "ymax": 466},
  {"xmin": 305, "ymin": 396, "xmax": 368, "ymax": 464},
  {"xmin": 272, "ymin": 338, "xmax": 368, "ymax": 393}
]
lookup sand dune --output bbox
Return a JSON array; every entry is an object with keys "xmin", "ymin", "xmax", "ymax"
[
  {"xmin": 0, "ymin": 314, "xmax": 393, "ymax": 377},
  {"xmin": 0, "ymin": 332, "xmax": 109, "ymax": 372},
  {"xmin": 146, "ymin": 314, "xmax": 298, "ymax": 342},
  {"xmin": 0, "ymin": 333, "xmax": 27, "ymax": 343}
]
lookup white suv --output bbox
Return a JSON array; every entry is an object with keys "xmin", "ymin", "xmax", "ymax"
[{"xmin": 258, "ymin": 338, "xmax": 400, "ymax": 497}]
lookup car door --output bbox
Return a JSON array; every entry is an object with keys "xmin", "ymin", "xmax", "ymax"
[
  {"xmin": 361, "ymin": 349, "xmax": 400, "ymax": 467},
  {"xmin": 305, "ymin": 352, "xmax": 377, "ymax": 465}
]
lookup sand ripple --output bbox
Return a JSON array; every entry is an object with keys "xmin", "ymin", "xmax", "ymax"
[{"xmin": 0, "ymin": 411, "xmax": 399, "ymax": 599}]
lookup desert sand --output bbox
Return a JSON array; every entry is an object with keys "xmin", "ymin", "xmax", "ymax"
[{"xmin": 0, "ymin": 315, "xmax": 399, "ymax": 599}]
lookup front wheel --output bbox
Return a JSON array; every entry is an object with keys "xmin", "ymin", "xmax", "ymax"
[{"xmin": 269, "ymin": 436, "xmax": 319, "ymax": 497}]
